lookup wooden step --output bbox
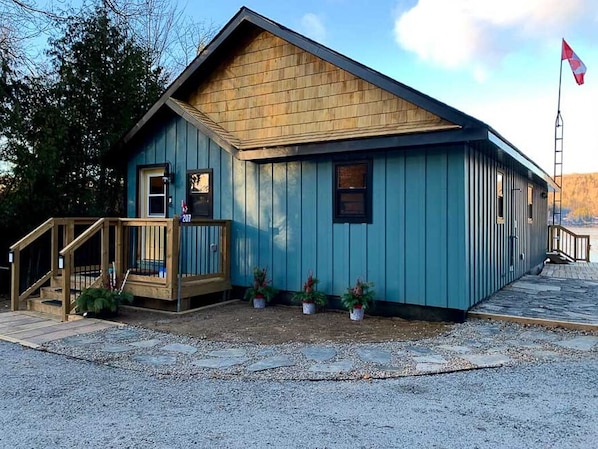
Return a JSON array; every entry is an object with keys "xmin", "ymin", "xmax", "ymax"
[
  {"xmin": 27, "ymin": 298, "xmax": 82, "ymax": 320},
  {"xmin": 51, "ymin": 274, "xmax": 102, "ymax": 290},
  {"xmin": 546, "ymin": 251, "xmax": 571, "ymax": 264},
  {"xmin": 40, "ymin": 286, "xmax": 79, "ymax": 302}
]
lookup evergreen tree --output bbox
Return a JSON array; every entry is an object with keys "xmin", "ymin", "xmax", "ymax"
[{"xmin": 0, "ymin": 6, "xmax": 166, "ymax": 229}]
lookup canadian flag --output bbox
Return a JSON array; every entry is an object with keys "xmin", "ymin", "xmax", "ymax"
[{"xmin": 561, "ymin": 39, "xmax": 586, "ymax": 85}]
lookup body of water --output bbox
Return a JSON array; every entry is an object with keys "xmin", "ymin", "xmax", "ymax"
[{"xmin": 565, "ymin": 226, "xmax": 598, "ymax": 262}]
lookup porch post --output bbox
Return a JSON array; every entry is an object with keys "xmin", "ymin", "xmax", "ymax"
[
  {"xmin": 101, "ymin": 219, "xmax": 109, "ymax": 287},
  {"xmin": 10, "ymin": 249, "xmax": 20, "ymax": 311}
]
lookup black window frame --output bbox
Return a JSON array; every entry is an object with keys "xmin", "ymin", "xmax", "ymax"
[
  {"xmin": 187, "ymin": 169, "xmax": 213, "ymax": 219},
  {"xmin": 333, "ymin": 160, "xmax": 373, "ymax": 224}
]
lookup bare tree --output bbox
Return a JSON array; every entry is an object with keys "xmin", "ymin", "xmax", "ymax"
[{"xmin": 0, "ymin": 0, "xmax": 218, "ymax": 79}]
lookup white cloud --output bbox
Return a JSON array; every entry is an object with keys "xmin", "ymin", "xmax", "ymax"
[
  {"xmin": 394, "ymin": 0, "xmax": 591, "ymax": 78},
  {"xmin": 300, "ymin": 13, "xmax": 327, "ymax": 43}
]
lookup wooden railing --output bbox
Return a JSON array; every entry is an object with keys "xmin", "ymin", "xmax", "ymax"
[
  {"xmin": 548, "ymin": 225, "xmax": 591, "ymax": 262},
  {"xmin": 10, "ymin": 217, "xmax": 231, "ymax": 320},
  {"xmin": 9, "ymin": 218, "xmax": 98, "ymax": 314},
  {"xmin": 58, "ymin": 218, "xmax": 119, "ymax": 320}
]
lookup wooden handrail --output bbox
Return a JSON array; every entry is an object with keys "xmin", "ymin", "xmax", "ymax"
[
  {"xmin": 548, "ymin": 225, "xmax": 591, "ymax": 262},
  {"xmin": 59, "ymin": 218, "xmax": 107, "ymax": 256},
  {"xmin": 9, "ymin": 218, "xmax": 54, "ymax": 251}
]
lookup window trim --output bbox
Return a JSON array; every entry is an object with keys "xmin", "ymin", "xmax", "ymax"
[
  {"xmin": 333, "ymin": 160, "xmax": 373, "ymax": 224},
  {"xmin": 186, "ymin": 169, "xmax": 214, "ymax": 219},
  {"xmin": 497, "ymin": 171, "xmax": 505, "ymax": 224}
]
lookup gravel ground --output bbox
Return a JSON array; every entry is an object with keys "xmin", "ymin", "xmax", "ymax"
[{"xmin": 1, "ymin": 340, "xmax": 596, "ymax": 448}]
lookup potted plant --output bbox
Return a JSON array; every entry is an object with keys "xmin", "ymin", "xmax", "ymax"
[
  {"xmin": 340, "ymin": 278, "xmax": 375, "ymax": 321},
  {"xmin": 75, "ymin": 287, "xmax": 133, "ymax": 318},
  {"xmin": 244, "ymin": 266, "xmax": 278, "ymax": 308},
  {"xmin": 292, "ymin": 271, "xmax": 327, "ymax": 314}
]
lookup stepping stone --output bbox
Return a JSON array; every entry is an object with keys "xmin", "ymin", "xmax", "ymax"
[
  {"xmin": 518, "ymin": 330, "xmax": 561, "ymax": 342},
  {"xmin": 413, "ymin": 355, "xmax": 447, "ymax": 364},
  {"xmin": 436, "ymin": 345, "xmax": 472, "ymax": 354},
  {"xmin": 511, "ymin": 281, "xmax": 561, "ymax": 292},
  {"xmin": 486, "ymin": 346, "xmax": 509, "ymax": 353},
  {"xmin": 192, "ymin": 357, "xmax": 249, "ymax": 369},
  {"xmin": 406, "ymin": 346, "xmax": 433, "ymax": 356},
  {"xmin": 104, "ymin": 328, "xmax": 141, "ymax": 341},
  {"xmin": 309, "ymin": 360, "xmax": 353, "ymax": 373},
  {"xmin": 528, "ymin": 350, "xmax": 560, "ymax": 360},
  {"xmin": 415, "ymin": 363, "xmax": 446, "ymax": 373},
  {"xmin": 554, "ymin": 336, "xmax": 598, "ymax": 351},
  {"xmin": 131, "ymin": 354, "xmax": 177, "ymax": 367},
  {"xmin": 161, "ymin": 343, "xmax": 197, "ymax": 355},
  {"xmin": 61, "ymin": 336, "xmax": 101, "ymax": 346},
  {"xmin": 461, "ymin": 354, "xmax": 511, "ymax": 368},
  {"xmin": 301, "ymin": 346, "xmax": 337, "ymax": 362},
  {"xmin": 247, "ymin": 356, "xmax": 295, "ymax": 372},
  {"xmin": 257, "ymin": 348, "xmax": 275, "ymax": 357},
  {"xmin": 129, "ymin": 339, "xmax": 161, "ymax": 348},
  {"xmin": 101, "ymin": 344, "xmax": 133, "ymax": 353},
  {"xmin": 207, "ymin": 348, "xmax": 247, "ymax": 358},
  {"xmin": 356, "ymin": 348, "xmax": 392, "ymax": 364}
]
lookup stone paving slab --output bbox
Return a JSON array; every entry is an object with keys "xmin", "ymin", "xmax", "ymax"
[
  {"xmin": 356, "ymin": 348, "xmax": 392, "ymax": 364},
  {"xmin": 309, "ymin": 360, "xmax": 354, "ymax": 373},
  {"xmin": 207, "ymin": 348, "xmax": 247, "ymax": 358},
  {"xmin": 161, "ymin": 343, "xmax": 198, "ymax": 355},
  {"xmin": 129, "ymin": 339, "xmax": 162, "ymax": 348},
  {"xmin": 554, "ymin": 336, "xmax": 598, "ymax": 351},
  {"xmin": 415, "ymin": 363, "xmax": 446, "ymax": 373},
  {"xmin": 192, "ymin": 357, "xmax": 249, "ymax": 369},
  {"xmin": 460, "ymin": 354, "xmax": 511, "ymax": 368},
  {"xmin": 413, "ymin": 355, "xmax": 447, "ymax": 364},
  {"xmin": 470, "ymin": 273, "xmax": 598, "ymax": 328},
  {"xmin": 247, "ymin": 356, "xmax": 295, "ymax": 372},
  {"xmin": 301, "ymin": 346, "xmax": 337, "ymax": 362}
]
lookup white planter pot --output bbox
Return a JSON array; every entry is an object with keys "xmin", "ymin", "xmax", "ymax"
[
  {"xmin": 350, "ymin": 307, "xmax": 364, "ymax": 321},
  {"xmin": 253, "ymin": 296, "xmax": 266, "ymax": 309},
  {"xmin": 302, "ymin": 302, "xmax": 316, "ymax": 315}
]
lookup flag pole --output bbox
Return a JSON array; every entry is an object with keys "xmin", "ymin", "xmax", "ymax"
[{"xmin": 552, "ymin": 39, "xmax": 564, "ymax": 226}]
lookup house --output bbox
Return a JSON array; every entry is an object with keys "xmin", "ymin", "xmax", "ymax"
[
  {"xmin": 9, "ymin": 7, "xmax": 561, "ymax": 322},
  {"xmin": 116, "ymin": 7, "xmax": 559, "ymax": 321}
]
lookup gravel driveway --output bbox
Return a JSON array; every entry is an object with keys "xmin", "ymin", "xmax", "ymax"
[{"xmin": 1, "ymin": 341, "xmax": 596, "ymax": 448}]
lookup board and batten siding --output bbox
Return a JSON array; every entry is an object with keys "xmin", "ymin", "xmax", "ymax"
[
  {"xmin": 128, "ymin": 116, "xmax": 474, "ymax": 309},
  {"xmin": 464, "ymin": 145, "xmax": 548, "ymax": 308}
]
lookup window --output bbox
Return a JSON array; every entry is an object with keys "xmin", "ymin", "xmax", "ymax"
[
  {"xmin": 147, "ymin": 175, "xmax": 166, "ymax": 216},
  {"xmin": 187, "ymin": 169, "xmax": 213, "ymax": 218},
  {"xmin": 333, "ymin": 161, "xmax": 372, "ymax": 223},
  {"xmin": 527, "ymin": 184, "xmax": 533, "ymax": 223},
  {"xmin": 497, "ymin": 172, "xmax": 504, "ymax": 223}
]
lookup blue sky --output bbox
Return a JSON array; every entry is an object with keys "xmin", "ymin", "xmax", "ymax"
[{"xmin": 185, "ymin": 0, "xmax": 598, "ymax": 175}]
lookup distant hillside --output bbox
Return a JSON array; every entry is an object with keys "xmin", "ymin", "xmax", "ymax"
[{"xmin": 559, "ymin": 173, "xmax": 598, "ymax": 224}]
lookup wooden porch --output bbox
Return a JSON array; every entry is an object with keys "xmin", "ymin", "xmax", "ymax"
[{"xmin": 9, "ymin": 217, "xmax": 231, "ymax": 321}]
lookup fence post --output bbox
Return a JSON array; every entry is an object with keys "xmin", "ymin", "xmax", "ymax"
[
  {"xmin": 100, "ymin": 219, "xmax": 109, "ymax": 288},
  {"xmin": 61, "ymin": 252, "xmax": 71, "ymax": 321},
  {"xmin": 10, "ymin": 249, "xmax": 20, "ymax": 311}
]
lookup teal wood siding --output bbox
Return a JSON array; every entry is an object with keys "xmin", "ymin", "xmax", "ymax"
[
  {"xmin": 128, "ymin": 116, "xmax": 546, "ymax": 311},
  {"xmin": 464, "ymin": 144, "xmax": 548, "ymax": 308}
]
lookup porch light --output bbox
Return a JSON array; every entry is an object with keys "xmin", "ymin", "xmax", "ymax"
[
  {"xmin": 8, "ymin": 251, "xmax": 14, "ymax": 264},
  {"xmin": 162, "ymin": 163, "xmax": 174, "ymax": 184},
  {"xmin": 58, "ymin": 255, "xmax": 65, "ymax": 270}
]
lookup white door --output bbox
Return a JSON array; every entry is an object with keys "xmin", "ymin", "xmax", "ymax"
[{"xmin": 139, "ymin": 168, "xmax": 166, "ymax": 267}]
